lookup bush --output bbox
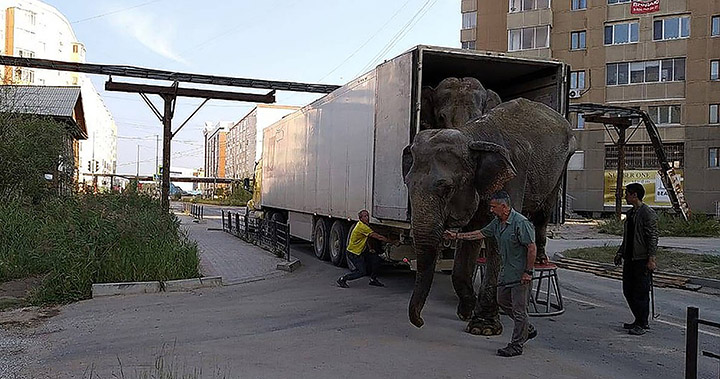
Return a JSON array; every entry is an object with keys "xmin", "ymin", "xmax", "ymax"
[
  {"xmin": 0, "ymin": 192, "xmax": 200, "ymax": 304},
  {"xmin": 597, "ymin": 212, "xmax": 720, "ymax": 237}
]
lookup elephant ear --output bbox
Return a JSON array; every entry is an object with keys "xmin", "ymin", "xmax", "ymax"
[
  {"xmin": 420, "ymin": 86, "xmax": 435, "ymax": 130},
  {"xmin": 469, "ymin": 141, "xmax": 517, "ymax": 195},
  {"xmin": 484, "ymin": 90, "xmax": 502, "ymax": 114},
  {"xmin": 402, "ymin": 145, "xmax": 413, "ymax": 182}
]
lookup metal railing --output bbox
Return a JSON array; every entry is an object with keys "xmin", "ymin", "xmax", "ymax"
[
  {"xmin": 714, "ymin": 201, "xmax": 720, "ymax": 220},
  {"xmin": 686, "ymin": 306, "xmax": 720, "ymax": 379},
  {"xmin": 221, "ymin": 210, "xmax": 291, "ymax": 261}
]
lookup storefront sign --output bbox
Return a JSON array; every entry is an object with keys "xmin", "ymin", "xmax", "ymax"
[
  {"xmin": 631, "ymin": 0, "xmax": 660, "ymax": 14},
  {"xmin": 603, "ymin": 170, "xmax": 683, "ymax": 207}
]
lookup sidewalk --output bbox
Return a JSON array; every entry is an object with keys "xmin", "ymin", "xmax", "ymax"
[{"xmin": 177, "ymin": 213, "xmax": 287, "ymax": 285}]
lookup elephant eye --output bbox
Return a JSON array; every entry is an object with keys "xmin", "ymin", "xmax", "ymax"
[{"xmin": 434, "ymin": 179, "xmax": 454, "ymax": 194}]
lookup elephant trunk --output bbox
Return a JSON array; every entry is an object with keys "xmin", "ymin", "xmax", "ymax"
[{"xmin": 408, "ymin": 196, "xmax": 446, "ymax": 328}]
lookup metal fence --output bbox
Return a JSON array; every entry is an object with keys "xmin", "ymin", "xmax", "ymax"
[
  {"xmin": 221, "ymin": 209, "xmax": 291, "ymax": 261},
  {"xmin": 686, "ymin": 306, "xmax": 720, "ymax": 379},
  {"xmin": 714, "ymin": 201, "xmax": 719, "ymax": 220}
]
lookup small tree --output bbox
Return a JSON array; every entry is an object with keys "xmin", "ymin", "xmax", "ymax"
[{"xmin": 0, "ymin": 112, "xmax": 73, "ymax": 201}]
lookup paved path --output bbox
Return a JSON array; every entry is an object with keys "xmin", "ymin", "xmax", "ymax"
[{"xmin": 173, "ymin": 204, "xmax": 286, "ymax": 285}]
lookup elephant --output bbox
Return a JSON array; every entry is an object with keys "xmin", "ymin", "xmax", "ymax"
[
  {"xmin": 420, "ymin": 77, "xmax": 501, "ymax": 130},
  {"xmin": 402, "ymin": 98, "xmax": 576, "ymax": 332}
]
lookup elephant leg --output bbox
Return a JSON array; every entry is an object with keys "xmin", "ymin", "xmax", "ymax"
[
  {"xmin": 452, "ymin": 239, "xmax": 481, "ymax": 321},
  {"xmin": 465, "ymin": 237, "xmax": 503, "ymax": 336},
  {"xmin": 531, "ymin": 209, "xmax": 551, "ymax": 264}
]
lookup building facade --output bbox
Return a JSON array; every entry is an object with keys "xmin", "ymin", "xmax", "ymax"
[
  {"xmin": 461, "ymin": 0, "xmax": 720, "ymax": 215},
  {"xmin": 225, "ymin": 104, "xmax": 299, "ymax": 180},
  {"xmin": 0, "ymin": 0, "xmax": 117, "ymax": 190},
  {"xmin": 202, "ymin": 121, "xmax": 231, "ymax": 196}
]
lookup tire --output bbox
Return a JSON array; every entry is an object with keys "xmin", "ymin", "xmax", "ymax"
[
  {"xmin": 330, "ymin": 220, "xmax": 349, "ymax": 267},
  {"xmin": 313, "ymin": 218, "xmax": 330, "ymax": 261}
]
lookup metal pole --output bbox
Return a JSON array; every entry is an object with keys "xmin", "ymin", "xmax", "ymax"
[
  {"xmin": 686, "ymin": 306, "xmax": 699, "ymax": 379},
  {"xmin": 136, "ymin": 145, "xmax": 140, "ymax": 177},
  {"xmin": 155, "ymin": 134, "xmax": 159, "ymax": 176},
  {"xmin": 615, "ymin": 126, "xmax": 626, "ymax": 221},
  {"xmin": 160, "ymin": 95, "xmax": 174, "ymax": 212}
]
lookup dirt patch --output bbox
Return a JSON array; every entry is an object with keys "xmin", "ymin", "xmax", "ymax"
[
  {"xmin": 0, "ymin": 306, "xmax": 60, "ymax": 327},
  {"xmin": 548, "ymin": 219, "xmax": 611, "ymax": 240},
  {"xmin": 0, "ymin": 276, "xmax": 43, "ymax": 299}
]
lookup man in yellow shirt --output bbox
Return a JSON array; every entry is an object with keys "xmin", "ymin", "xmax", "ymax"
[{"xmin": 337, "ymin": 209, "xmax": 391, "ymax": 288}]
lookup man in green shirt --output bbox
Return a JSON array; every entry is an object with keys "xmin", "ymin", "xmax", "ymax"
[
  {"xmin": 337, "ymin": 209, "xmax": 391, "ymax": 288},
  {"xmin": 444, "ymin": 191, "xmax": 537, "ymax": 357}
]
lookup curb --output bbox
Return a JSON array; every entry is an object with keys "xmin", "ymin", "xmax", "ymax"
[
  {"xmin": 277, "ymin": 258, "xmax": 302, "ymax": 272},
  {"xmin": 92, "ymin": 276, "xmax": 223, "ymax": 298}
]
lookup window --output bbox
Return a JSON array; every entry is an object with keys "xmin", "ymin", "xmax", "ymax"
[
  {"xmin": 571, "ymin": 0, "xmax": 586, "ymax": 10},
  {"xmin": 711, "ymin": 104, "xmax": 719, "ymax": 124},
  {"xmin": 711, "ymin": 60, "xmax": 719, "ymax": 80},
  {"xmin": 509, "ymin": 0, "xmax": 550, "ymax": 13},
  {"xmin": 461, "ymin": 41, "xmax": 476, "ymax": 50},
  {"xmin": 648, "ymin": 105, "xmax": 681, "ymax": 125},
  {"xmin": 608, "ymin": 0, "xmax": 630, "ymax": 3},
  {"xmin": 710, "ymin": 148, "xmax": 720, "ymax": 168},
  {"xmin": 17, "ymin": 49, "xmax": 34, "ymax": 58},
  {"xmin": 604, "ymin": 22, "xmax": 639, "ymax": 45},
  {"xmin": 576, "ymin": 113, "xmax": 585, "ymax": 129},
  {"xmin": 607, "ymin": 58, "xmax": 685, "ymax": 85},
  {"xmin": 713, "ymin": 16, "xmax": 720, "ymax": 36},
  {"xmin": 571, "ymin": 31, "xmax": 586, "ymax": 50},
  {"xmin": 570, "ymin": 71, "xmax": 586, "ymax": 89},
  {"xmin": 653, "ymin": 16, "xmax": 691, "ymax": 41},
  {"xmin": 568, "ymin": 151, "xmax": 585, "ymax": 170},
  {"xmin": 72, "ymin": 45, "xmax": 79, "ymax": 53},
  {"xmin": 508, "ymin": 25, "xmax": 550, "ymax": 51},
  {"xmin": 462, "ymin": 11, "xmax": 477, "ymax": 29},
  {"xmin": 13, "ymin": 68, "xmax": 34, "ymax": 83},
  {"xmin": 605, "ymin": 143, "xmax": 684, "ymax": 169}
]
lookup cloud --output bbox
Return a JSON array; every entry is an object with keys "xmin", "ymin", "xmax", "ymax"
[{"xmin": 109, "ymin": 8, "xmax": 188, "ymax": 65}]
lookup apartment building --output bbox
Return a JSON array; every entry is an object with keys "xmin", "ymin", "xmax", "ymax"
[
  {"xmin": 0, "ymin": 0, "xmax": 117, "ymax": 189},
  {"xmin": 202, "ymin": 121, "xmax": 231, "ymax": 196},
  {"xmin": 461, "ymin": 0, "xmax": 720, "ymax": 215},
  {"xmin": 225, "ymin": 104, "xmax": 299, "ymax": 180}
]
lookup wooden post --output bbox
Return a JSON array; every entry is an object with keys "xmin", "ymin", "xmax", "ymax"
[{"xmin": 615, "ymin": 126, "xmax": 626, "ymax": 221}]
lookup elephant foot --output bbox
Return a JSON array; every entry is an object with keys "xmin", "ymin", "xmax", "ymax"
[
  {"xmin": 456, "ymin": 300, "xmax": 475, "ymax": 321},
  {"xmin": 464, "ymin": 317, "xmax": 503, "ymax": 336}
]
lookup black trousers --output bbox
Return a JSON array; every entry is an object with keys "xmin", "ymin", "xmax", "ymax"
[
  {"xmin": 622, "ymin": 259, "xmax": 651, "ymax": 326},
  {"xmin": 343, "ymin": 251, "xmax": 381, "ymax": 282}
]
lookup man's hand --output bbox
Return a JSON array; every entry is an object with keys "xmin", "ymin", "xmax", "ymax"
[
  {"xmin": 647, "ymin": 256, "xmax": 657, "ymax": 272},
  {"xmin": 614, "ymin": 253, "xmax": 623, "ymax": 266},
  {"xmin": 521, "ymin": 272, "xmax": 532, "ymax": 284},
  {"xmin": 443, "ymin": 230, "xmax": 457, "ymax": 240}
]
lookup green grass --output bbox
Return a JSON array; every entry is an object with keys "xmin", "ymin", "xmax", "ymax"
[
  {"xmin": 562, "ymin": 246, "xmax": 720, "ymax": 280},
  {"xmin": 0, "ymin": 192, "xmax": 200, "ymax": 304},
  {"xmin": 597, "ymin": 213, "xmax": 720, "ymax": 237}
]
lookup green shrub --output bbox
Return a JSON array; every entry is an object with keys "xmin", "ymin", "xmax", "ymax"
[
  {"xmin": 597, "ymin": 212, "xmax": 720, "ymax": 237},
  {"xmin": 0, "ymin": 192, "xmax": 200, "ymax": 304}
]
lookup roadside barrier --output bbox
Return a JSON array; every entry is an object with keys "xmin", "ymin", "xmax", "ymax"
[
  {"xmin": 190, "ymin": 204, "xmax": 204, "ymax": 221},
  {"xmin": 221, "ymin": 209, "xmax": 291, "ymax": 261},
  {"xmin": 686, "ymin": 306, "xmax": 720, "ymax": 379}
]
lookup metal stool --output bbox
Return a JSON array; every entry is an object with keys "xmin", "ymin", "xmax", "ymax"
[
  {"xmin": 529, "ymin": 263, "xmax": 564, "ymax": 317},
  {"xmin": 472, "ymin": 256, "xmax": 487, "ymax": 293}
]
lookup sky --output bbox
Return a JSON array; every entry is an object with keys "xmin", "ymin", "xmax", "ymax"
[{"xmin": 46, "ymin": 0, "xmax": 461, "ymax": 175}]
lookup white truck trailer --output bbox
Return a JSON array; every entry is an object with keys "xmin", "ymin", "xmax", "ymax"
[{"xmin": 257, "ymin": 45, "xmax": 570, "ymax": 268}]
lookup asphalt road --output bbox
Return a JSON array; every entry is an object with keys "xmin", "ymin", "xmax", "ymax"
[{"xmin": 10, "ymin": 240, "xmax": 720, "ymax": 379}]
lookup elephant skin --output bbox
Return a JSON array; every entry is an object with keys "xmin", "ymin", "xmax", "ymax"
[
  {"xmin": 420, "ymin": 77, "xmax": 501, "ymax": 130},
  {"xmin": 403, "ymin": 98, "xmax": 576, "ymax": 330}
]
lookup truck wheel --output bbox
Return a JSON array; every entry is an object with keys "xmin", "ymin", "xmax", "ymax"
[
  {"xmin": 329, "ymin": 220, "xmax": 349, "ymax": 267},
  {"xmin": 313, "ymin": 218, "xmax": 330, "ymax": 261}
]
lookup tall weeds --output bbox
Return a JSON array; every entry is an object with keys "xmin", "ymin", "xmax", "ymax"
[{"xmin": 0, "ymin": 192, "xmax": 200, "ymax": 304}]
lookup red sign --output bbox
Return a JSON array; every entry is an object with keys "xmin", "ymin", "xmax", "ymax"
[{"xmin": 631, "ymin": 0, "xmax": 660, "ymax": 14}]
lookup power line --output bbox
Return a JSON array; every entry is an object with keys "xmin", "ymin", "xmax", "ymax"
[
  {"xmin": 71, "ymin": 0, "xmax": 164, "ymax": 24},
  {"xmin": 357, "ymin": 0, "xmax": 439, "ymax": 76}
]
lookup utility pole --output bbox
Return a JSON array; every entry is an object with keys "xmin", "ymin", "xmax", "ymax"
[
  {"xmin": 155, "ymin": 134, "xmax": 159, "ymax": 176},
  {"xmin": 136, "ymin": 145, "xmax": 140, "ymax": 178}
]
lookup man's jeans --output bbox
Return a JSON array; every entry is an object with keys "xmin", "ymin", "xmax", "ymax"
[
  {"xmin": 497, "ymin": 282, "xmax": 535, "ymax": 349},
  {"xmin": 343, "ymin": 251, "xmax": 380, "ymax": 282},
  {"xmin": 623, "ymin": 259, "xmax": 650, "ymax": 326}
]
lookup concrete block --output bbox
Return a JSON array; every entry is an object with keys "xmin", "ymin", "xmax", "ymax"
[
  {"xmin": 277, "ymin": 259, "xmax": 302, "ymax": 272},
  {"xmin": 163, "ymin": 276, "xmax": 223, "ymax": 292},
  {"xmin": 92, "ymin": 281, "xmax": 161, "ymax": 298}
]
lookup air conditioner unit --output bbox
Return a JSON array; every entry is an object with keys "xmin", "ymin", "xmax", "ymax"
[{"xmin": 569, "ymin": 89, "xmax": 582, "ymax": 99}]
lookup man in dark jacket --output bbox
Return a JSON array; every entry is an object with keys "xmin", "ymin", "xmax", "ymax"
[{"xmin": 614, "ymin": 183, "xmax": 659, "ymax": 336}]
